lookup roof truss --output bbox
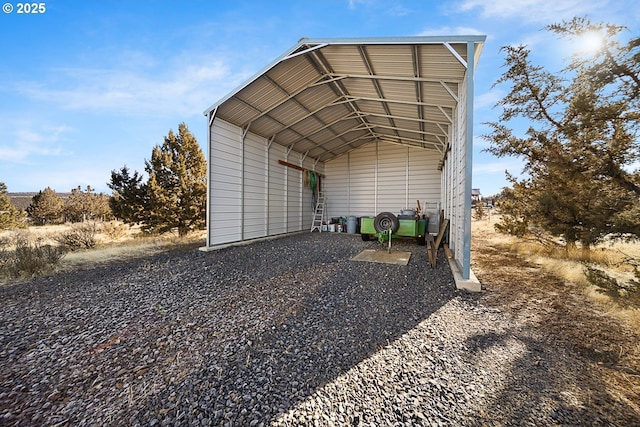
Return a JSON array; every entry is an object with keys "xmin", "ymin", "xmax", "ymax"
[{"xmin": 205, "ymin": 36, "xmax": 485, "ymax": 163}]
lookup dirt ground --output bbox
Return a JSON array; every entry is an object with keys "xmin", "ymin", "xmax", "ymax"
[{"xmin": 471, "ymin": 217, "xmax": 640, "ymax": 418}]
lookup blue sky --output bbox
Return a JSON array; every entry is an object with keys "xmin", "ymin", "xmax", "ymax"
[{"xmin": 1, "ymin": 0, "xmax": 638, "ymax": 197}]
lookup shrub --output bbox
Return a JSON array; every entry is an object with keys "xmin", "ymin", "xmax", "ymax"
[
  {"xmin": 54, "ymin": 221, "xmax": 100, "ymax": 250},
  {"xmin": 0, "ymin": 232, "xmax": 66, "ymax": 279},
  {"xmin": 101, "ymin": 221, "xmax": 128, "ymax": 240}
]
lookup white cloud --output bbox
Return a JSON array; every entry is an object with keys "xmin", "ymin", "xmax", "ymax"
[
  {"xmin": 9, "ymin": 52, "xmax": 240, "ymax": 119},
  {"xmin": 417, "ymin": 26, "xmax": 485, "ymax": 37},
  {"xmin": 475, "ymin": 89, "xmax": 503, "ymax": 111},
  {"xmin": 348, "ymin": 0, "xmax": 374, "ymax": 10},
  {"xmin": 457, "ymin": 0, "xmax": 609, "ymax": 24},
  {"xmin": 0, "ymin": 120, "xmax": 71, "ymax": 163}
]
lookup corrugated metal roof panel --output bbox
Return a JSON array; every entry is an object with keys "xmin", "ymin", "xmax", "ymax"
[
  {"xmin": 361, "ymin": 45, "xmax": 416, "ymax": 77},
  {"xmin": 205, "ymin": 36, "xmax": 485, "ymax": 162}
]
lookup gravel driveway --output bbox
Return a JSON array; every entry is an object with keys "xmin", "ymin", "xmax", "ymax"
[{"xmin": 1, "ymin": 232, "xmax": 638, "ymax": 426}]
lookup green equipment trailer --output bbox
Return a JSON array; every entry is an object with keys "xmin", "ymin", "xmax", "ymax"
[{"xmin": 360, "ymin": 212, "xmax": 428, "ymax": 248}]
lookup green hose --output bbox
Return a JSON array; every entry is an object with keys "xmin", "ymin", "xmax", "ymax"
[{"xmin": 309, "ymin": 171, "xmax": 317, "ymax": 191}]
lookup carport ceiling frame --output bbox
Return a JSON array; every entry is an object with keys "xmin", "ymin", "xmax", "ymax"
[{"xmin": 204, "ymin": 36, "xmax": 486, "ymax": 163}]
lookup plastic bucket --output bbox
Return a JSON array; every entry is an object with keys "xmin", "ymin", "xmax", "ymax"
[{"xmin": 346, "ymin": 216, "xmax": 357, "ymax": 234}]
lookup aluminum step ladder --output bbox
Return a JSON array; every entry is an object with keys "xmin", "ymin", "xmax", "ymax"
[{"xmin": 310, "ymin": 192, "xmax": 326, "ymax": 232}]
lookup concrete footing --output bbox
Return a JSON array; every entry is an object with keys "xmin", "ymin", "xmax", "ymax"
[{"xmin": 445, "ymin": 245, "xmax": 481, "ymax": 292}]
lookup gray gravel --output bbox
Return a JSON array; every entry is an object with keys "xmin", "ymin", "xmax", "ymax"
[{"xmin": 1, "ymin": 232, "xmax": 637, "ymax": 426}]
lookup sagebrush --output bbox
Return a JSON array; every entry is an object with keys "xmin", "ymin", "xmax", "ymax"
[
  {"xmin": 53, "ymin": 221, "xmax": 100, "ymax": 250},
  {"xmin": 0, "ymin": 232, "xmax": 66, "ymax": 278}
]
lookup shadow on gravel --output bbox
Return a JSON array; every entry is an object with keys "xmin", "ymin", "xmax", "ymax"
[
  {"xmin": 463, "ymin": 329, "xmax": 640, "ymax": 426},
  {"xmin": 132, "ymin": 233, "xmax": 457, "ymax": 425}
]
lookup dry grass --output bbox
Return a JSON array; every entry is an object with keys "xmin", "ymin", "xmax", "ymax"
[
  {"xmin": 0, "ymin": 221, "xmax": 206, "ymax": 282},
  {"xmin": 472, "ymin": 215, "xmax": 640, "ymax": 330}
]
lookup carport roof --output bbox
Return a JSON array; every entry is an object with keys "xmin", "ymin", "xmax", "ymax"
[{"xmin": 204, "ymin": 36, "xmax": 486, "ymax": 163}]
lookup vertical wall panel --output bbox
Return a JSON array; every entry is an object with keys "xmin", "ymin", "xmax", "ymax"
[
  {"xmin": 377, "ymin": 143, "xmax": 408, "ymax": 213},
  {"xmin": 348, "ymin": 143, "xmax": 377, "ymax": 215},
  {"xmin": 268, "ymin": 143, "xmax": 287, "ymax": 235},
  {"xmin": 442, "ymin": 78, "xmax": 467, "ymax": 269},
  {"xmin": 243, "ymin": 132, "xmax": 268, "ymax": 240},
  {"xmin": 408, "ymin": 146, "xmax": 441, "ymax": 233},
  {"xmin": 301, "ymin": 156, "xmax": 322, "ymax": 229},
  {"xmin": 324, "ymin": 141, "xmax": 442, "ymax": 222},
  {"xmin": 324, "ymin": 155, "xmax": 349, "ymax": 221},
  {"xmin": 209, "ymin": 119, "xmax": 318, "ymax": 245},
  {"xmin": 209, "ymin": 119, "xmax": 242, "ymax": 245},
  {"xmin": 286, "ymin": 152, "xmax": 303, "ymax": 232}
]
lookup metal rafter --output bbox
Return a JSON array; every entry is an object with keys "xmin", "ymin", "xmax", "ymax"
[
  {"xmin": 286, "ymin": 111, "xmax": 363, "ymax": 149},
  {"xmin": 375, "ymin": 134, "xmax": 444, "ymax": 153},
  {"xmin": 413, "ymin": 45, "xmax": 427, "ymax": 146},
  {"xmin": 237, "ymin": 74, "xmax": 324, "ymax": 126},
  {"xmin": 307, "ymin": 49, "xmax": 380, "ymax": 143},
  {"xmin": 205, "ymin": 37, "xmax": 484, "ymax": 164}
]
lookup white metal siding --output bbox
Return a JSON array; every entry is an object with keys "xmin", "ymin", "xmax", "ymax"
[
  {"xmin": 243, "ymin": 132, "xmax": 268, "ymax": 240},
  {"xmin": 268, "ymin": 143, "xmax": 287, "ymax": 235},
  {"xmin": 324, "ymin": 155, "xmax": 349, "ymax": 221},
  {"xmin": 377, "ymin": 143, "xmax": 409, "ymax": 213},
  {"xmin": 348, "ymin": 143, "xmax": 376, "ymax": 215},
  {"xmin": 301, "ymin": 156, "xmax": 319, "ymax": 230},
  {"xmin": 286, "ymin": 152, "xmax": 303, "ymax": 233},
  {"xmin": 442, "ymin": 75, "xmax": 468, "ymax": 270},
  {"xmin": 208, "ymin": 119, "xmax": 319, "ymax": 245},
  {"xmin": 324, "ymin": 141, "xmax": 441, "ymax": 221},
  {"xmin": 209, "ymin": 120, "xmax": 242, "ymax": 245}
]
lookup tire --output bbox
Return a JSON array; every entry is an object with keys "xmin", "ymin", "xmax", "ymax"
[
  {"xmin": 374, "ymin": 212, "xmax": 399, "ymax": 234},
  {"xmin": 361, "ymin": 233, "xmax": 371, "ymax": 241},
  {"xmin": 416, "ymin": 233, "xmax": 426, "ymax": 246}
]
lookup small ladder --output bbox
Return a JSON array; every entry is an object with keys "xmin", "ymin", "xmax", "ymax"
[{"xmin": 310, "ymin": 192, "xmax": 326, "ymax": 232}]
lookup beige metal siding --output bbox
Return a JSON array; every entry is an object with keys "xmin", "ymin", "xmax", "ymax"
[{"xmin": 324, "ymin": 141, "xmax": 441, "ymax": 220}]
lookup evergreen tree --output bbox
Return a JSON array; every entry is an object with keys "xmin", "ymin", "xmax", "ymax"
[
  {"xmin": 484, "ymin": 17, "xmax": 640, "ymax": 257},
  {"xmin": 65, "ymin": 186, "xmax": 93, "ymax": 222},
  {"xmin": 0, "ymin": 183, "xmax": 26, "ymax": 230},
  {"xmin": 64, "ymin": 185, "xmax": 113, "ymax": 222},
  {"xmin": 108, "ymin": 166, "xmax": 147, "ymax": 224},
  {"xmin": 93, "ymin": 193, "xmax": 113, "ymax": 221},
  {"xmin": 143, "ymin": 123, "xmax": 207, "ymax": 236},
  {"xmin": 27, "ymin": 187, "xmax": 64, "ymax": 225}
]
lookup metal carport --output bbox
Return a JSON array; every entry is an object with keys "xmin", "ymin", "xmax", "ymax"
[{"xmin": 203, "ymin": 36, "xmax": 485, "ymax": 287}]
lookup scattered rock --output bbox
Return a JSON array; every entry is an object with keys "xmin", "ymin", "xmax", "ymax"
[{"xmin": 1, "ymin": 233, "xmax": 638, "ymax": 426}]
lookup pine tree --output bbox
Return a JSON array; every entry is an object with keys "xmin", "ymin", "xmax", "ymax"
[
  {"xmin": 143, "ymin": 123, "xmax": 207, "ymax": 236},
  {"xmin": 108, "ymin": 166, "xmax": 147, "ymax": 224},
  {"xmin": 65, "ymin": 186, "xmax": 92, "ymax": 222},
  {"xmin": 0, "ymin": 183, "xmax": 27, "ymax": 230},
  {"xmin": 27, "ymin": 187, "xmax": 64, "ymax": 226},
  {"xmin": 64, "ymin": 185, "xmax": 113, "ymax": 222},
  {"xmin": 484, "ymin": 18, "xmax": 640, "ymax": 257}
]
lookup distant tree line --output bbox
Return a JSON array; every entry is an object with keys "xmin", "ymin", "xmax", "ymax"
[
  {"xmin": 1, "ymin": 184, "xmax": 111, "ymax": 228},
  {"xmin": 1, "ymin": 122, "xmax": 207, "ymax": 236},
  {"xmin": 27, "ymin": 186, "xmax": 112, "ymax": 225}
]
